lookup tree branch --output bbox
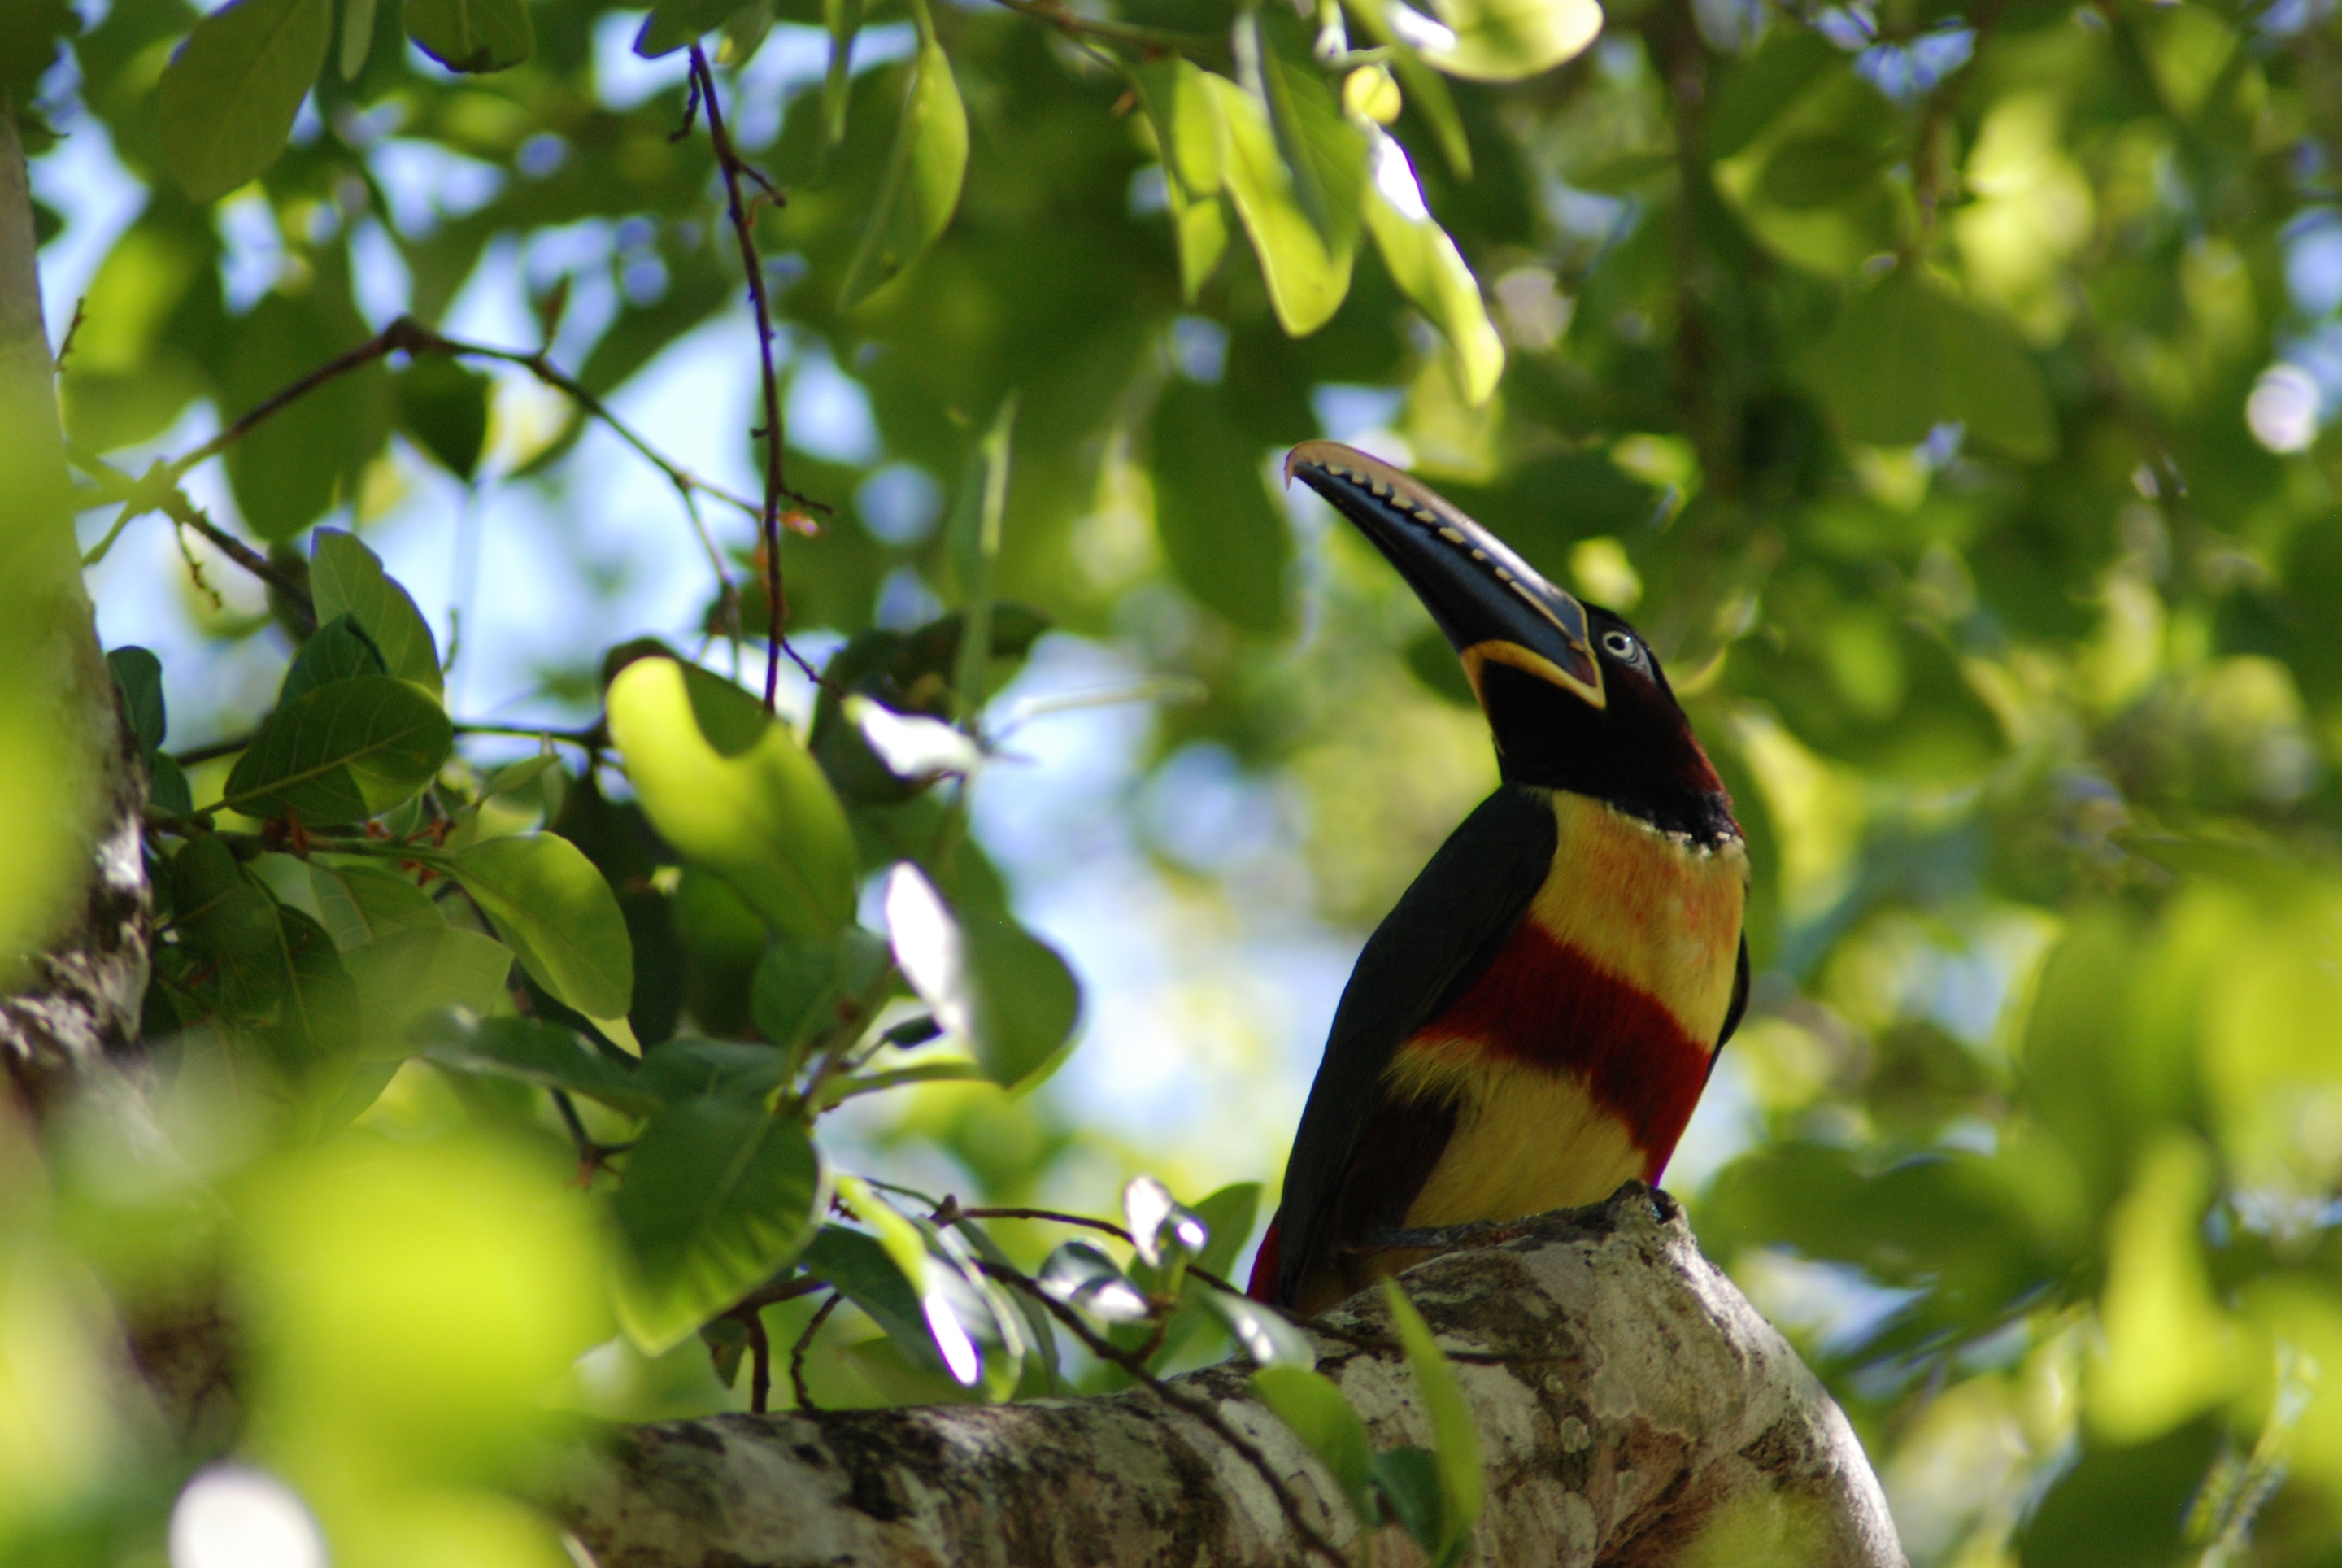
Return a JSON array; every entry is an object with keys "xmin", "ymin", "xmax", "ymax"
[
  {"xmin": 686, "ymin": 45, "xmax": 820, "ymax": 707},
  {"xmin": 548, "ymin": 1187, "xmax": 1909, "ymax": 1567}
]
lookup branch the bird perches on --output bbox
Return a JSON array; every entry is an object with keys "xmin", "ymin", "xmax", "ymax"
[{"xmin": 551, "ymin": 1183, "xmax": 1907, "ymax": 1567}]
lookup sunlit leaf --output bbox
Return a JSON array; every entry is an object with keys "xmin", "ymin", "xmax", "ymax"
[
  {"xmin": 311, "ymin": 529, "xmax": 445, "ymax": 696},
  {"xmin": 882, "ymin": 864, "xmax": 1080, "ymax": 1090},
  {"xmin": 1386, "ymin": 0, "xmax": 1599, "ymax": 81},
  {"xmin": 1197, "ymin": 1285, "xmax": 1315, "ymax": 1368},
  {"xmin": 406, "ymin": 0, "xmax": 531, "ymax": 72},
  {"xmin": 1204, "ymin": 72, "xmax": 1354, "ymax": 337},
  {"xmin": 1037, "ymin": 1239, "xmax": 1153, "ymax": 1322},
  {"xmin": 606, "ymin": 656, "xmax": 859, "ymax": 941},
  {"xmin": 343, "ymin": 926, "xmax": 514, "ymax": 1058},
  {"xmin": 1255, "ymin": 23, "xmax": 1365, "ymax": 250},
  {"xmin": 846, "ymin": 695, "xmax": 984, "ymax": 781},
  {"xmin": 1360, "ymin": 128, "xmax": 1503, "ymax": 406},
  {"xmin": 615, "ymin": 1099, "xmax": 825, "ymax": 1353},
  {"xmin": 151, "ymin": 0, "xmax": 332, "ymax": 202},
  {"xmin": 444, "ymin": 834, "xmax": 634, "ymax": 1026},
  {"xmin": 222, "ymin": 675, "xmax": 453, "ymax": 823},
  {"xmin": 838, "ymin": 0, "xmax": 968, "ymax": 309}
]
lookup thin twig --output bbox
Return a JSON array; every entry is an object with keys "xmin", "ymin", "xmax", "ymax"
[
  {"xmin": 171, "ymin": 733, "xmax": 255, "ymax": 768},
  {"xmin": 975, "ymin": 1262, "xmax": 1350, "ymax": 1568},
  {"xmin": 54, "ymin": 295, "xmax": 86, "ymax": 372},
  {"xmin": 687, "ymin": 44, "xmax": 819, "ymax": 706},
  {"xmin": 453, "ymin": 720, "xmax": 607, "ymax": 750},
  {"xmin": 747, "ymin": 1312, "xmax": 773, "ymax": 1413},
  {"xmin": 790, "ymin": 1291, "xmax": 845, "ymax": 1412},
  {"xmin": 986, "ymin": 0, "xmax": 1229, "ymax": 58},
  {"xmin": 946, "ymin": 1204, "xmax": 1246, "ymax": 1295}
]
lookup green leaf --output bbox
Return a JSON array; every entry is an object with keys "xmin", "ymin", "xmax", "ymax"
[
  {"xmin": 1189, "ymin": 1183, "xmax": 1264, "ymax": 1280},
  {"xmin": 1805, "ymin": 268, "xmax": 2054, "ymax": 460},
  {"xmin": 1204, "ymin": 72, "xmax": 1354, "ymax": 337},
  {"xmin": 107, "ymin": 647, "xmax": 168, "ymax": 758},
  {"xmin": 151, "ymin": 0, "xmax": 333, "ymax": 202},
  {"xmin": 173, "ymin": 836, "xmax": 287, "ymax": 1021},
  {"xmin": 394, "ymin": 359, "xmax": 493, "ymax": 479},
  {"xmin": 405, "ymin": 0, "xmax": 530, "ymax": 71},
  {"xmin": 281, "ymin": 614, "xmax": 388, "ymax": 704},
  {"xmin": 1253, "ymin": 1365, "xmax": 1378, "ymax": 1527},
  {"xmin": 633, "ymin": 0, "xmax": 736, "ymax": 57},
  {"xmin": 1757, "ymin": 131, "xmax": 1894, "ymax": 210},
  {"xmin": 882, "ymin": 865, "xmax": 1082, "ymax": 1090},
  {"xmin": 1372, "ymin": 1446, "xmax": 1452, "ymax": 1560},
  {"xmin": 751, "ymin": 938, "xmax": 838, "ymax": 1058},
  {"xmin": 1168, "ymin": 181, "xmax": 1231, "ymax": 304},
  {"xmin": 614, "ymin": 1099, "xmax": 825, "ymax": 1353},
  {"xmin": 1706, "ymin": 27, "xmax": 1835, "ymax": 160},
  {"xmin": 1151, "ymin": 379, "xmax": 1292, "ymax": 634},
  {"xmin": 311, "ymin": 529, "xmax": 445, "ymax": 696},
  {"xmin": 1036, "ymin": 1239, "xmax": 1152, "ymax": 1322},
  {"xmin": 1197, "ymin": 1284, "xmax": 1317, "ymax": 1367},
  {"xmin": 1382, "ymin": 1278, "xmax": 1482, "ymax": 1557},
  {"xmin": 820, "ymin": 0, "xmax": 864, "ymax": 160},
  {"xmin": 635, "ymin": 1036, "xmax": 791, "ymax": 1104},
  {"xmin": 337, "ymin": 0, "xmax": 378, "ymax": 78},
  {"xmin": 799, "ymin": 1224, "xmax": 938, "ymax": 1361},
  {"xmin": 1256, "ymin": 20, "xmax": 1365, "ymax": 251},
  {"xmin": 1396, "ymin": 0, "xmax": 1600, "ymax": 81},
  {"xmin": 310, "ymin": 860, "xmax": 445, "ymax": 950},
  {"xmin": 220, "ymin": 277, "xmax": 393, "ymax": 542},
  {"xmin": 150, "ymin": 756, "xmax": 195, "ymax": 817},
  {"xmin": 839, "ymin": 0, "xmax": 968, "ymax": 308},
  {"xmin": 1341, "ymin": 0, "xmax": 1472, "ymax": 176},
  {"xmin": 444, "ymin": 834, "xmax": 635, "ymax": 1025},
  {"xmin": 418, "ymin": 1011, "xmax": 665, "ymax": 1116},
  {"xmin": 257, "ymin": 905, "xmax": 363, "ymax": 1072},
  {"xmin": 221, "ymin": 675, "xmax": 454, "ymax": 823},
  {"xmin": 343, "ymin": 926, "xmax": 514, "ymax": 1058},
  {"xmin": 1360, "ymin": 129, "xmax": 1504, "ymax": 406},
  {"xmin": 950, "ymin": 399, "xmax": 1017, "ymax": 730},
  {"xmin": 605, "ymin": 656, "xmax": 859, "ymax": 941},
  {"xmin": 1134, "ymin": 58, "xmax": 1224, "ymax": 200}
]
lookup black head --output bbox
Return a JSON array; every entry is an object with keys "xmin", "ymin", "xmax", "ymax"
[{"xmin": 1287, "ymin": 440, "xmax": 1739, "ymax": 846}]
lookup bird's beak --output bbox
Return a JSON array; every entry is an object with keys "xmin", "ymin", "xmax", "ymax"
[{"xmin": 1286, "ymin": 440, "xmax": 1604, "ymax": 712}]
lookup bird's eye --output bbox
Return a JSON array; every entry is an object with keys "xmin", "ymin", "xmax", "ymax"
[{"xmin": 1600, "ymin": 630, "xmax": 1639, "ymax": 660}]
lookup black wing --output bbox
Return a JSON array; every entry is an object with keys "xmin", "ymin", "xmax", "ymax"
[{"xmin": 1270, "ymin": 782, "xmax": 1558, "ymax": 1304}]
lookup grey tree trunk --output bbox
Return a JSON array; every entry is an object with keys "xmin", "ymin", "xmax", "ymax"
[
  {"xmin": 0, "ymin": 103, "xmax": 151, "ymax": 1117},
  {"xmin": 551, "ymin": 1187, "xmax": 1907, "ymax": 1568}
]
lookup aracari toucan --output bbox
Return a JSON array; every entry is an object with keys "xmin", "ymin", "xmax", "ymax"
[{"xmin": 1248, "ymin": 441, "xmax": 1749, "ymax": 1314}]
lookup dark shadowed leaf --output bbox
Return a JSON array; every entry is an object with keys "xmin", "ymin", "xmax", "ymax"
[
  {"xmin": 418, "ymin": 1010, "xmax": 665, "ymax": 1116},
  {"xmin": 406, "ymin": 0, "xmax": 531, "ymax": 72},
  {"xmin": 281, "ymin": 613, "xmax": 388, "ymax": 703},
  {"xmin": 1151, "ymin": 379, "xmax": 1291, "ymax": 634},
  {"xmin": 394, "ymin": 358, "xmax": 493, "ymax": 477}
]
